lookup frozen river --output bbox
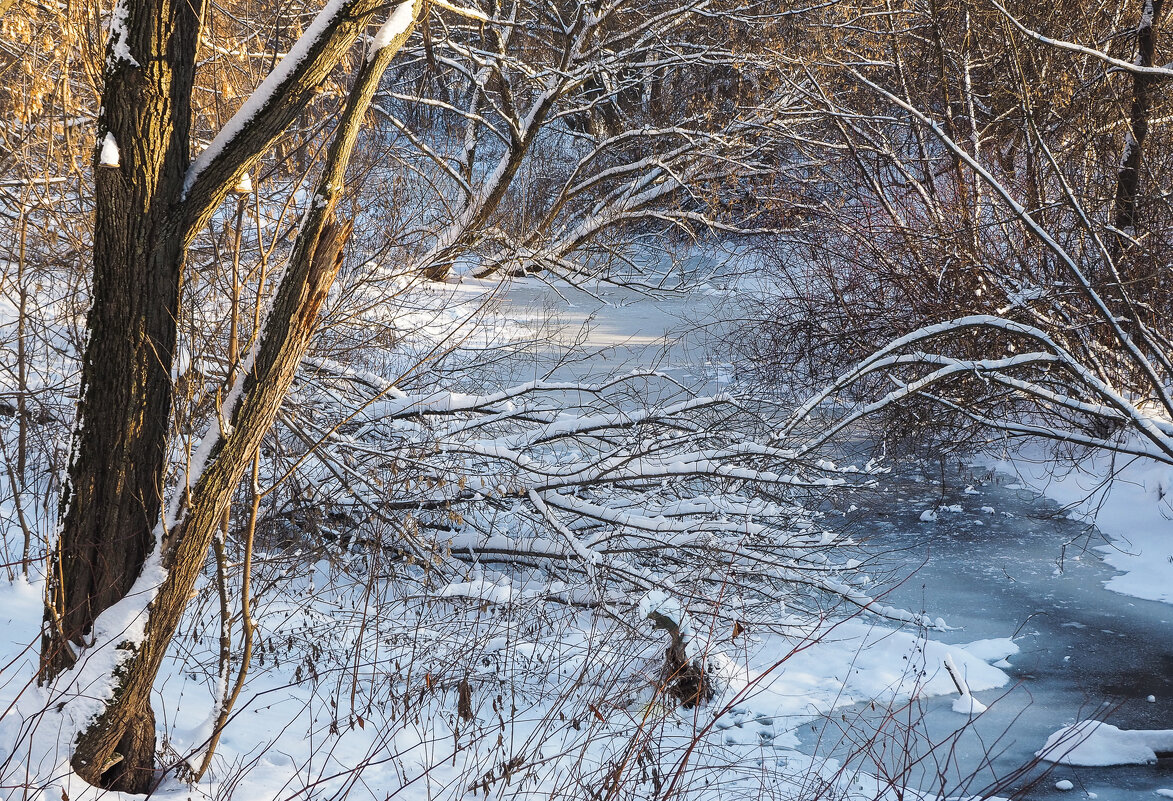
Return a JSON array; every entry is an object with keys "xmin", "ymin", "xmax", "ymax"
[
  {"xmin": 486, "ymin": 271, "xmax": 1173, "ymax": 799},
  {"xmin": 808, "ymin": 467, "xmax": 1173, "ymax": 799},
  {"xmin": 462, "ymin": 261, "xmax": 734, "ymax": 386}
]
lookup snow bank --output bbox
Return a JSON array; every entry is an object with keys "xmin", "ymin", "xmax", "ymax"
[
  {"xmin": 439, "ymin": 575, "xmax": 514, "ymax": 604},
  {"xmin": 1037, "ymin": 720, "xmax": 1173, "ymax": 766},
  {"xmin": 728, "ymin": 620, "xmax": 1011, "ymax": 742},
  {"xmin": 982, "ymin": 451, "xmax": 1173, "ymax": 604},
  {"xmin": 952, "ymin": 693, "xmax": 987, "ymax": 715},
  {"xmin": 958, "ymin": 637, "xmax": 1018, "ymax": 664}
]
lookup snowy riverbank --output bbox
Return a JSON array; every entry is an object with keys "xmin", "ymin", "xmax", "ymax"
[{"xmin": 980, "ymin": 449, "xmax": 1173, "ymax": 606}]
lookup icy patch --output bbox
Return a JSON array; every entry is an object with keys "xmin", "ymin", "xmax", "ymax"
[{"xmin": 980, "ymin": 451, "xmax": 1173, "ymax": 605}]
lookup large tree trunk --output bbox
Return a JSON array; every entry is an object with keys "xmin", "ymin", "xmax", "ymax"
[
  {"xmin": 44, "ymin": 0, "xmax": 403, "ymax": 684},
  {"xmin": 42, "ymin": 4, "xmax": 419, "ymax": 786},
  {"xmin": 69, "ymin": 217, "xmax": 352, "ymax": 789},
  {"xmin": 41, "ymin": 0, "xmax": 203, "ymax": 680},
  {"xmin": 39, "ymin": 2, "xmax": 202, "ymax": 789}
]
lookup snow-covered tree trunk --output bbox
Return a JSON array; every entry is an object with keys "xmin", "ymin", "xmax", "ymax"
[{"xmin": 39, "ymin": 2, "xmax": 205, "ymax": 786}]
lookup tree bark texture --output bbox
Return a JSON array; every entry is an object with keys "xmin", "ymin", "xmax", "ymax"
[
  {"xmin": 69, "ymin": 216, "xmax": 352, "ymax": 790},
  {"xmin": 42, "ymin": 0, "xmax": 203, "ymax": 680}
]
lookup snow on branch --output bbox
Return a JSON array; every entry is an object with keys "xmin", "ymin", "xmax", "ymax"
[
  {"xmin": 431, "ymin": 0, "xmax": 488, "ymax": 22},
  {"xmin": 1039, "ymin": 721, "xmax": 1173, "ymax": 766},
  {"xmin": 778, "ymin": 314, "xmax": 1173, "ymax": 464},
  {"xmin": 994, "ymin": 2, "xmax": 1173, "ymax": 79},
  {"xmin": 851, "ymin": 69, "xmax": 1173, "ymax": 421},
  {"xmin": 180, "ymin": 0, "xmax": 420, "ymax": 235},
  {"xmin": 272, "ymin": 363, "xmax": 903, "ymax": 628},
  {"xmin": 369, "ymin": 0, "xmax": 417, "ymax": 62},
  {"xmin": 107, "ymin": 0, "xmax": 140, "ymax": 67},
  {"xmin": 184, "ymin": 0, "xmax": 353, "ymax": 196}
]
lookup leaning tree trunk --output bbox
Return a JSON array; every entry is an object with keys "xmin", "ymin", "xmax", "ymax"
[
  {"xmin": 44, "ymin": 0, "xmax": 404, "ymax": 692},
  {"xmin": 50, "ymin": 8, "xmax": 419, "ymax": 787},
  {"xmin": 68, "ymin": 216, "xmax": 352, "ymax": 789}
]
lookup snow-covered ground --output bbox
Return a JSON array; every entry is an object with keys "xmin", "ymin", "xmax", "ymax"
[
  {"xmin": 3, "ymin": 262, "xmax": 1172, "ymax": 800},
  {"xmin": 0, "ymin": 560, "xmax": 1017, "ymax": 800},
  {"xmin": 0, "ymin": 264, "xmax": 1022, "ymax": 800}
]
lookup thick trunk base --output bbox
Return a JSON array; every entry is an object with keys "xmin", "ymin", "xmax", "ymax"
[{"xmin": 72, "ymin": 701, "xmax": 157, "ymax": 793}]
